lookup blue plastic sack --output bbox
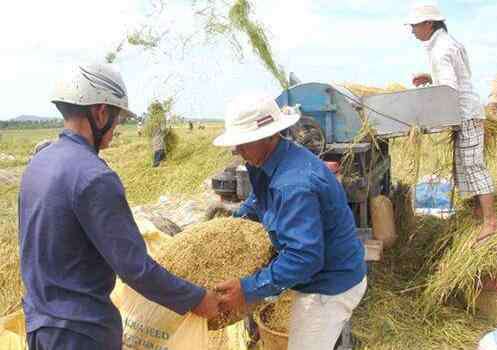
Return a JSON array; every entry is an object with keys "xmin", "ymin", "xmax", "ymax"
[
  {"xmin": 415, "ymin": 181, "xmax": 452, "ymax": 209},
  {"xmin": 414, "ymin": 177, "xmax": 454, "ymax": 216}
]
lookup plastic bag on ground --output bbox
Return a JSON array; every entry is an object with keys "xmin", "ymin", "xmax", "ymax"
[{"xmin": 413, "ymin": 176, "xmax": 454, "ymax": 218}]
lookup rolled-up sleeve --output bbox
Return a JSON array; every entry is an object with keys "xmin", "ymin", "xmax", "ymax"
[
  {"xmin": 240, "ymin": 186, "xmax": 324, "ymax": 303},
  {"xmin": 74, "ymin": 172, "xmax": 205, "ymax": 315}
]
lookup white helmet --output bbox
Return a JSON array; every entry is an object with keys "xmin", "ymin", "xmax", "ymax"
[{"xmin": 51, "ymin": 63, "xmax": 136, "ymax": 120}]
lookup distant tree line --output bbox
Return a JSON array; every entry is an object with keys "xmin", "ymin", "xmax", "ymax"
[
  {"xmin": 0, "ymin": 119, "xmax": 64, "ymax": 130},
  {"xmin": 0, "ymin": 119, "xmax": 140, "ymax": 130}
]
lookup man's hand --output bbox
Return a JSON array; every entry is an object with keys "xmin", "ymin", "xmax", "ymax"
[
  {"xmin": 412, "ymin": 73, "xmax": 433, "ymax": 87},
  {"xmin": 215, "ymin": 279, "xmax": 247, "ymax": 312},
  {"xmin": 204, "ymin": 203, "xmax": 234, "ymax": 221},
  {"xmin": 191, "ymin": 290, "xmax": 220, "ymax": 319}
]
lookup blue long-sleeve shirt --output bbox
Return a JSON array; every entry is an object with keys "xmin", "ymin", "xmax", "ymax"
[
  {"xmin": 235, "ymin": 138, "xmax": 366, "ymax": 303},
  {"xmin": 18, "ymin": 129, "xmax": 205, "ymax": 345}
]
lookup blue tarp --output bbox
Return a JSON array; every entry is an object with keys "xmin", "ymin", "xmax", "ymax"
[
  {"xmin": 415, "ymin": 181, "xmax": 452, "ymax": 209},
  {"xmin": 414, "ymin": 178, "xmax": 454, "ymax": 217}
]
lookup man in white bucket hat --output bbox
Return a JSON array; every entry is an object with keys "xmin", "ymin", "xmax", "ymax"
[
  {"xmin": 18, "ymin": 63, "xmax": 220, "ymax": 350},
  {"xmin": 214, "ymin": 95, "xmax": 367, "ymax": 350},
  {"xmin": 407, "ymin": 3, "xmax": 496, "ymax": 247}
]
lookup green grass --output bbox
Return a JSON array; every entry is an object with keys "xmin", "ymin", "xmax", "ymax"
[{"xmin": 0, "ymin": 128, "xmax": 61, "ymax": 168}]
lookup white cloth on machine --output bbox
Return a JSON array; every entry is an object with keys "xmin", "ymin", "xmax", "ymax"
[
  {"xmin": 424, "ymin": 29, "xmax": 485, "ymax": 121},
  {"xmin": 287, "ymin": 277, "xmax": 367, "ymax": 350}
]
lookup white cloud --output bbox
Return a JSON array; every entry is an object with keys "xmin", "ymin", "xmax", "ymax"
[{"xmin": 0, "ymin": 0, "xmax": 142, "ymax": 54}]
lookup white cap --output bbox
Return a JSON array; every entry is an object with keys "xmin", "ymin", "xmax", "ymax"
[
  {"xmin": 405, "ymin": 3, "xmax": 445, "ymax": 25},
  {"xmin": 213, "ymin": 95, "xmax": 300, "ymax": 147},
  {"xmin": 51, "ymin": 63, "xmax": 136, "ymax": 119}
]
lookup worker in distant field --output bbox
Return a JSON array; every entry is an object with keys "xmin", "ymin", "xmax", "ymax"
[
  {"xmin": 407, "ymin": 3, "xmax": 496, "ymax": 246},
  {"xmin": 188, "ymin": 120, "xmax": 193, "ymax": 132},
  {"xmin": 213, "ymin": 95, "xmax": 367, "ymax": 350},
  {"xmin": 18, "ymin": 63, "xmax": 219, "ymax": 350},
  {"xmin": 152, "ymin": 125, "xmax": 166, "ymax": 167},
  {"xmin": 137, "ymin": 120, "xmax": 143, "ymax": 136}
]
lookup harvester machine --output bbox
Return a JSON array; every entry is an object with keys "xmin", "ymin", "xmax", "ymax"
[{"xmin": 211, "ymin": 79, "xmax": 460, "ymax": 233}]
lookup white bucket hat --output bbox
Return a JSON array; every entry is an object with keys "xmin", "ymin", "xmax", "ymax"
[
  {"xmin": 405, "ymin": 3, "xmax": 445, "ymax": 25},
  {"xmin": 51, "ymin": 63, "xmax": 136, "ymax": 119},
  {"xmin": 213, "ymin": 95, "xmax": 300, "ymax": 147}
]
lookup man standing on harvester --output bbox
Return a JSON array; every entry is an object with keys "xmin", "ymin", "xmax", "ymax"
[{"xmin": 408, "ymin": 3, "xmax": 496, "ymax": 246}]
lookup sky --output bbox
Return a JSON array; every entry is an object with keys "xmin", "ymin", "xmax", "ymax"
[{"xmin": 0, "ymin": 0, "xmax": 496, "ymax": 120}]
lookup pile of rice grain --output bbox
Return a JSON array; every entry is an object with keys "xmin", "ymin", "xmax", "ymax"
[{"xmin": 157, "ymin": 217, "xmax": 274, "ymax": 330}]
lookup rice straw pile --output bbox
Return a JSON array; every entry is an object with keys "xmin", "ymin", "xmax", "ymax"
[
  {"xmin": 353, "ymin": 262, "xmax": 492, "ymax": 349},
  {"xmin": 0, "ymin": 184, "xmax": 23, "ymax": 317},
  {"xmin": 157, "ymin": 217, "xmax": 275, "ymax": 330},
  {"xmin": 390, "ymin": 181, "xmax": 416, "ymax": 241},
  {"xmin": 350, "ymin": 199, "xmax": 495, "ymax": 349},
  {"xmin": 422, "ymin": 205, "xmax": 497, "ymax": 314},
  {"xmin": 484, "ymin": 107, "xmax": 497, "ymax": 155}
]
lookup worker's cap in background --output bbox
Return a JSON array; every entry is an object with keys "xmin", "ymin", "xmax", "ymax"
[
  {"xmin": 213, "ymin": 94, "xmax": 300, "ymax": 147},
  {"xmin": 405, "ymin": 2, "xmax": 445, "ymax": 25},
  {"xmin": 51, "ymin": 63, "xmax": 136, "ymax": 121}
]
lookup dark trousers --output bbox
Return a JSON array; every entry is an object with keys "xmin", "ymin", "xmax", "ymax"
[
  {"xmin": 27, "ymin": 327, "xmax": 117, "ymax": 350},
  {"xmin": 152, "ymin": 149, "xmax": 165, "ymax": 167}
]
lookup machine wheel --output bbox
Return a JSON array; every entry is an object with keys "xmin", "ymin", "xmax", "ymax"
[{"xmin": 289, "ymin": 116, "xmax": 326, "ymax": 155}]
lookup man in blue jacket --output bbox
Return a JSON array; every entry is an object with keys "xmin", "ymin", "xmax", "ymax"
[
  {"xmin": 213, "ymin": 95, "xmax": 367, "ymax": 349},
  {"xmin": 18, "ymin": 63, "xmax": 219, "ymax": 350}
]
